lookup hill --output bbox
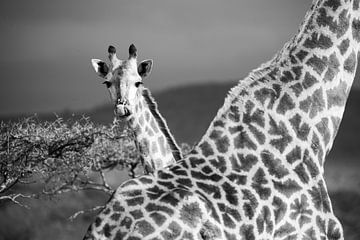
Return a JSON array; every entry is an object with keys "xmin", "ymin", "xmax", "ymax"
[{"xmin": 2, "ymin": 81, "xmax": 360, "ymax": 159}]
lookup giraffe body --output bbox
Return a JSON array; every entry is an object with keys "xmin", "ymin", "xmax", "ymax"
[
  {"xmin": 91, "ymin": 45, "xmax": 182, "ymax": 173},
  {"xmin": 84, "ymin": 0, "xmax": 360, "ymax": 239}
]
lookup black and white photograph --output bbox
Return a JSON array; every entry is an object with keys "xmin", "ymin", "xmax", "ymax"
[{"xmin": 1, "ymin": 0, "xmax": 359, "ymax": 239}]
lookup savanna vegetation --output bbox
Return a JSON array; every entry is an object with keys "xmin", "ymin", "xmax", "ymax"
[{"xmin": 0, "ymin": 117, "xmax": 143, "ymax": 216}]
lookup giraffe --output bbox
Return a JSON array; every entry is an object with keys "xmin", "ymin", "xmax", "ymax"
[
  {"xmin": 84, "ymin": 0, "xmax": 360, "ymax": 239},
  {"xmin": 91, "ymin": 44, "xmax": 182, "ymax": 173}
]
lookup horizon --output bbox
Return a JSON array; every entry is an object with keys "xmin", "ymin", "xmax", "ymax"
[{"xmin": 1, "ymin": 0, "xmax": 360, "ymax": 116}]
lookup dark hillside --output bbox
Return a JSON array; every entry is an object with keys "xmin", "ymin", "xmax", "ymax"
[{"xmin": 2, "ymin": 81, "xmax": 360, "ymax": 158}]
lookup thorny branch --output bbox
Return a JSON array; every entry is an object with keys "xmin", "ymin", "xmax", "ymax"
[{"xmin": 0, "ymin": 116, "xmax": 141, "ymax": 208}]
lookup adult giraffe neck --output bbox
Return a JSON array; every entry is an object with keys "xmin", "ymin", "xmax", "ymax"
[{"xmin": 192, "ymin": 0, "xmax": 360, "ymax": 170}]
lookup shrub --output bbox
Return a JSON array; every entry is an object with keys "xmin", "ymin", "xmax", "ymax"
[{"xmin": 0, "ymin": 116, "xmax": 142, "ymax": 207}]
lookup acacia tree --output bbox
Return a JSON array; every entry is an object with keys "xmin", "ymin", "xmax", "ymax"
[{"xmin": 0, "ymin": 116, "xmax": 145, "ymax": 209}]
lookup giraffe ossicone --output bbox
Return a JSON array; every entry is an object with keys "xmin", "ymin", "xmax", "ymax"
[
  {"xmin": 85, "ymin": 0, "xmax": 360, "ymax": 239},
  {"xmin": 91, "ymin": 44, "xmax": 182, "ymax": 173}
]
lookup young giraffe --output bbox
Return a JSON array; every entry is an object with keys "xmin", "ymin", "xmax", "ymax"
[
  {"xmin": 84, "ymin": 0, "xmax": 359, "ymax": 239},
  {"xmin": 91, "ymin": 45, "xmax": 182, "ymax": 173}
]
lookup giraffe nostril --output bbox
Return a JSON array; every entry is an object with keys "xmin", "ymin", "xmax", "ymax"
[
  {"xmin": 115, "ymin": 104, "xmax": 131, "ymax": 117},
  {"xmin": 117, "ymin": 99, "xmax": 128, "ymax": 105}
]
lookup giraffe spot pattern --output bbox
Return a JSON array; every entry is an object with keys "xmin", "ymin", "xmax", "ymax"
[
  {"xmin": 224, "ymin": 231, "xmax": 237, "ymax": 240},
  {"xmin": 239, "ymin": 224, "xmax": 255, "ymax": 240},
  {"xmin": 286, "ymin": 146, "xmax": 302, "ymax": 164},
  {"xmin": 268, "ymin": 117, "xmax": 293, "ymax": 153},
  {"xmin": 126, "ymin": 197, "xmax": 144, "ymax": 207},
  {"xmin": 243, "ymin": 101, "xmax": 265, "ymax": 127},
  {"xmin": 209, "ymin": 130, "xmax": 230, "ymax": 153},
  {"xmin": 256, "ymin": 206, "xmax": 273, "ymax": 234},
  {"xmin": 289, "ymin": 194, "xmax": 312, "ymax": 228},
  {"xmin": 242, "ymin": 189, "xmax": 259, "ymax": 219},
  {"xmin": 254, "ymin": 86, "xmax": 280, "ymax": 109},
  {"xmin": 303, "ymin": 150, "xmax": 320, "ymax": 178},
  {"xmin": 307, "ymin": 55, "xmax": 328, "ymax": 75},
  {"xmin": 295, "ymin": 50, "xmax": 309, "ymax": 62},
  {"xmin": 251, "ymin": 168, "xmax": 271, "ymax": 200},
  {"xmin": 179, "ymin": 202, "xmax": 203, "ymax": 228},
  {"xmin": 103, "ymin": 223, "xmax": 115, "ymax": 238},
  {"xmin": 290, "ymin": 82, "xmax": 303, "ymax": 97},
  {"xmin": 316, "ymin": 118, "xmax": 331, "ymax": 146},
  {"xmin": 236, "ymin": 153, "xmax": 258, "ymax": 172},
  {"xmin": 199, "ymin": 141, "xmax": 214, "ymax": 157},
  {"xmin": 273, "ymin": 179, "xmax": 302, "ymax": 198},
  {"xmin": 324, "ymin": 0, "xmax": 342, "ymax": 11},
  {"xmin": 129, "ymin": 210, "xmax": 143, "ymax": 220},
  {"xmin": 276, "ymin": 93, "xmax": 296, "ymax": 115},
  {"xmin": 308, "ymin": 181, "xmax": 331, "ymax": 213},
  {"xmin": 200, "ymin": 221, "xmax": 222, "ymax": 239},
  {"xmin": 274, "ymin": 222, "xmax": 296, "ymax": 239},
  {"xmin": 352, "ymin": 18, "xmax": 360, "ymax": 42},
  {"xmin": 226, "ymin": 173, "xmax": 247, "ymax": 185},
  {"xmin": 210, "ymin": 156, "xmax": 227, "ymax": 173},
  {"xmin": 344, "ymin": 50, "xmax": 357, "ymax": 73},
  {"xmin": 299, "ymin": 87, "xmax": 325, "ymax": 118},
  {"xmin": 160, "ymin": 221, "xmax": 181, "ymax": 239},
  {"xmin": 324, "ymin": 52, "xmax": 340, "ymax": 82},
  {"xmin": 354, "ymin": 0, "xmax": 360, "ymax": 10},
  {"xmin": 222, "ymin": 181, "xmax": 239, "ymax": 205},
  {"xmin": 303, "ymin": 32, "xmax": 333, "ymax": 49},
  {"xmin": 289, "ymin": 114, "xmax": 311, "ymax": 141},
  {"xmin": 316, "ymin": 8, "xmax": 350, "ymax": 38},
  {"xmin": 149, "ymin": 212, "xmax": 166, "ymax": 226},
  {"xmin": 303, "ymin": 227, "xmax": 317, "ymax": 240},
  {"xmin": 261, "ymin": 151, "xmax": 289, "ymax": 179},
  {"xmin": 338, "ymin": 38, "xmax": 350, "ymax": 55},
  {"xmin": 311, "ymin": 132, "xmax": 324, "ymax": 164},
  {"xmin": 280, "ymin": 70, "xmax": 294, "ymax": 83},
  {"xmin": 233, "ymin": 129, "xmax": 257, "ymax": 151},
  {"xmin": 135, "ymin": 220, "xmax": 155, "ymax": 237},
  {"xmin": 327, "ymin": 80, "xmax": 348, "ymax": 109},
  {"xmin": 302, "ymin": 72, "xmax": 318, "ymax": 89},
  {"xmin": 294, "ymin": 163, "xmax": 310, "ymax": 184},
  {"xmin": 272, "ymin": 196, "xmax": 287, "ymax": 224}
]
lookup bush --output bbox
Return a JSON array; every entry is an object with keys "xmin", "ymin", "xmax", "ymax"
[{"xmin": 0, "ymin": 116, "xmax": 142, "ymax": 207}]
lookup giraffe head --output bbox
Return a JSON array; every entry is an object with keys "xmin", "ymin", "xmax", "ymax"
[{"xmin": 91, "ymin": 44, "xmax": 153, "ymax": 117}]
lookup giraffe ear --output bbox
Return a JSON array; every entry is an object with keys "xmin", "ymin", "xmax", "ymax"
[
  {"xmin": 91, "ymin": 59, "xmax": 109, "ymax": 78},
  {"xmin": 138, "ymin": 59, "xmax": 153, "ymax": 78}
]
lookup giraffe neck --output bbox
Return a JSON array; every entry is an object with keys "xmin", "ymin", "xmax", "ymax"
[
  {"xmin": 278, "ymin": 0, "xmax": 360, "ymax": 154},
  {"xmin": 192, "ymin": 0, "xmax": 360, "ymax": 171},
  {"xmin": 128, "ymin": 88, "xmax": 182, "ymax": 171}
]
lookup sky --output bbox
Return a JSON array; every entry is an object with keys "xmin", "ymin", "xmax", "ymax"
[{"xmin": 0, "ymin": 0, "xmax": 358, "ymax": 115}]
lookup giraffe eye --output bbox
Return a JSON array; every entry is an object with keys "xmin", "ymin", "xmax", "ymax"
[{"xmin": 135, "ymin": 82, "xmax": 143, "ymax": 88}]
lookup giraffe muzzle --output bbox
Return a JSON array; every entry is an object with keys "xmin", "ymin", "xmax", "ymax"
[{"xmin": 115, "ymin": 100, "xmax": 131, "ymax": 118}]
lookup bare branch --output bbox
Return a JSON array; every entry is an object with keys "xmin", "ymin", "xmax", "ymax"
[
  {"xmin": 69, "ymin": 205, "xmax": 106, "ymax": 222},
  {"xmin": 0, "ymin": 193, "xmax": 34, "ymax": 209}
]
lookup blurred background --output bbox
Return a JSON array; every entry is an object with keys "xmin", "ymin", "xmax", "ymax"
[{"xmin": 0, "ymin": 0, "xmax": 359, "ymax": 239}]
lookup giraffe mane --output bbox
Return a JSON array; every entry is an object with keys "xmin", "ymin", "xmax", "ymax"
[
  {"xmin": 141, "ymin": 88, "xmax": 183, "ymax": 161},
  {"xmin": 219, "ymin": 58, "xmax": 276, "ymax": 115}
]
